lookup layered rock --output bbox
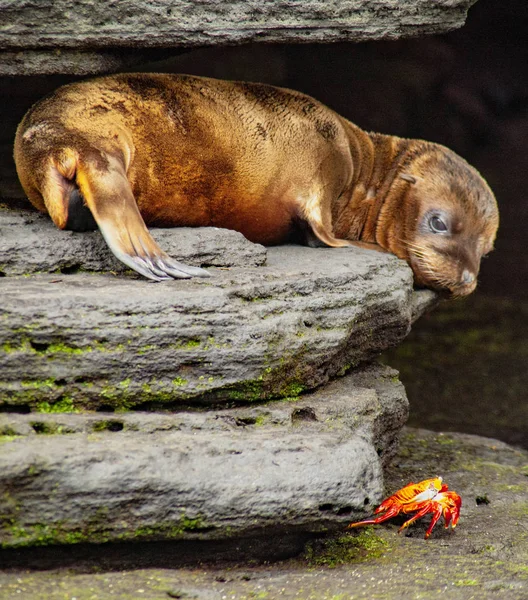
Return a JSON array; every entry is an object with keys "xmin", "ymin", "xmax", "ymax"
[
  {"xmin": 2, "ymin": 427, "xmax": 526, "ymax": 596},
  {"xmin": 0, "ymin": 0, "xmax": 478, "ymax": 75},
  {"xmin": 0, "ymin": 210, "xmax": 437, "ymax": 412},
  {"xmin": 0, "ymin": 206, "xmax": 439, "ymax": 548},
  {"xmin": 0, "ymin": 364, "xmax": 407, "ymax": 549}
]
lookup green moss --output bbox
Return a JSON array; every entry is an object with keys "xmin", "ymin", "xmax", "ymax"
[
  {"xmin": 0, "ymin": 435, "xmax": 20, "ymax": 445},
  {"xmin": 100, "ymin": 378, "xmax": 133, "ymax": 407},
  {"xmin": 92, "ymin": 420, "xmax": 124, "ymax": 432},
  {"xmin": 336, "ymin": 363, "xmax": 352, "ymax": 377},
  {"xmin": 304, "ymin": 529, "xmax": 390, "ymax": 568},
  {"xmin": 182, "ymin": 339, "xmax": 201, "ymax": 348},
  {"xmin": 224, "ymin": 379, "xmax": 266, "ymax": 402},
  {"xmin": 166, "ymin": 338, "xmax": 202, "ymax": 350},
  {"xmin": 1, "ymin": 512, "xmax": 207, "ymax": 549},
  {"xmin": 281, "ymin": 381, "xmax": 306, "ymax": 397},
  {"xmin": 137, "ymin": 344, "xmax": 156, "ymax": 354},
  {"xmin": 1, "ymin": 522, "xmax": 108, "ymax": 548},
  {"xmin": 130, "ymin": 515, "xmax": 205, "ymax": 540},
  {"xmin": 29, "ymin": 421, "xmax": 61, "ymax": 434},
  {"xmin": 45, "ymin": 343, "xmax": 88, "ymax": 354},
  {"xmin": 2, "ymin": 341, "xmax": 20, "ymax": 353},
  {"xmin": 1, "ymin": 339, "xmax": 96, "ymax": 355},
  {"xmin": 454, "ymin": 579, "xmax": 479, "ymax": 587},
  {"xmin": 204, "ymin": 336, "xmax": 231, "ymax": 350},
  {"xmin": 0, "ymin": 425, "xmax": 18, "ymax": 436},
  {"xmin": 36, "ymin": 396, "xmax": 78, "ymax": 413},
  {"xmin": 21, "ymin": 378, "xmax": 57, "ymax": 390},
  {"xmin": 98, "ymin": 376, "xmax": 199, "ymax": 409},
  {"xmin": 436, "ymin": 435, "xmax": 455, "ymax": 446}
]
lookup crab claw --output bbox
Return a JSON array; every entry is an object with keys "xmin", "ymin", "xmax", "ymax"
[{"xmin": 347, "ymin": 477, "xmax": 462, "ymax": 539}]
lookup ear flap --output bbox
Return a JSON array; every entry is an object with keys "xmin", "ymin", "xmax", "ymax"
[{"xmin": 399, "ymin": 173, "xmax": 417, "ymax": 184}]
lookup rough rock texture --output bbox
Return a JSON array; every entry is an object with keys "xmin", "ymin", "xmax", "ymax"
[
  {"xmin": 1, "ymin": 427, "xmax": 526, "ymax": 600},
  {"xmin": 0, "ymin": 0, "xmax": 478, "ymax": 75},
  {"xmin": 0, "ymin": 210, "xmax": 438, "ymax": 411},
  {"xmin": 0, "ymin": 364, "xmax": 407, "ymax": 549},
  {"xmin": 0, "ymin": 210, "xmax": 267, "ymax": 274}
]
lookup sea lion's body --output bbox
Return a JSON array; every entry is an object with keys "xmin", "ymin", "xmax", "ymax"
[{"xmin": 14, "ymin": 73, "xmax": 499, "ymax": 295}]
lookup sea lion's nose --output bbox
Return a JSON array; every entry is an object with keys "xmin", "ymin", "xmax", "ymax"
[{"xmin": 461, "ymin": 269, "xmax": 475, "ymax": 285}]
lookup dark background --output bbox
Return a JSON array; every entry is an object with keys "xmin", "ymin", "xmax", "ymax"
[{"xmin": 2, "ymin": 0, "xmax": 526, "ymax": 447}]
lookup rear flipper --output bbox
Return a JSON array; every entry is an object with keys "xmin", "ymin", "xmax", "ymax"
[{"xmin": 49, "ymin": 150, "xmax": 211, "ymax": 281}]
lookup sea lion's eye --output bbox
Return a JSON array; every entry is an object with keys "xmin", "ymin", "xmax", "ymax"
[{"xmin": 429, "ymin": 215, "xmax": 448, "ymax": 233}]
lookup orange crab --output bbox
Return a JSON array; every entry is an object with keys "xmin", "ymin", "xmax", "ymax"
[{"xmin": 348, "ymin": 477, "xmax": 461, "ymax": 539}]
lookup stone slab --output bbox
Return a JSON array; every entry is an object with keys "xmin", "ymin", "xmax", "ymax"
[
  {"xmin": 0, "ymin": 209, "xmax": 267, "ymax": 274},
  {"xmin": 0, "ymin": 427, "xmax": 526, "ymax": 600},
  {"xmin": 0, "ymin": 0, "xmax": 478, "ymax": 75},
  {"xmin": 0, "ymin": 241, "xmax": 437, "ymax": 410},
  {"xmin": 0, "ymin": 364, "xmax": 407, "ymax": 549}
]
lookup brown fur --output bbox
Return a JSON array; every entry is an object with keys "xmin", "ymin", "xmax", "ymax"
[{"xmin": 14, "ymin": 73, "xmax": 499, "ymax": 294}]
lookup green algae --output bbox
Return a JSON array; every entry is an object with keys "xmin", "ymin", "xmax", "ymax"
[
  {"xmin": 99, "ymin": 376, "xmax": 197, "ymax": 409},
  {"xmin": 92, "ymin": 420, "xmax": 124, "ymax": 433},
  {"xmin": 129, "ymin": 515, "xmax": 205, "ymax": 540},
  {"xmin": 280, "ymin": 381, "xmax": 306, "ymax": 397},
  {"xmin": 304, "ymin": 528, "xmax": 390, "ymax": 568},
  {"xmin": 254, "ymin": 414, "xmax": 268, "ymax": 426},
  {"xmin": 45, "ymin": 343, "xmax": 87, "ymax": 354},
  {"xmin": 1, "ymin": 513, "xmax": 207, "ymax": 549},
  {"xmin": 223, "ymin": 379, "xmax": 266, "ymax": 402},
  {"xmin": 454, "ymin": 579, "xmax": 479, "ymax": 586},
  {"xmin": 179, "ymin": 339, "xmax": 201, "ymax": 348},
  {"xmin": 0, "ymin": 435, "xmax": 21, "ymax": 445},
  {"xmin": 36, "ymin": 396, "xmax": 79, "ymax": 413}
]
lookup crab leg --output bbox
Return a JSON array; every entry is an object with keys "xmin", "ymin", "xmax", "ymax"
[
  {"xmin": 397, "ymin": 502, "xmax": 443, "ymax": 538},
  {"xmin": 347, "ymin": 507, "xmax": 401, "ymax": 529},
  {"xmin": 347, "ymin": 477, "xmax": 462, "ymax": 539}
]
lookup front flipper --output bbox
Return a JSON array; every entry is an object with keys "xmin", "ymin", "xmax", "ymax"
[
  {"xmin": 76, "ymin": 155, "xmax": 211, "ymax": 281},
  {"xmin": 305, "ymin": 215, "xmax": 387, "ymax": 254}
]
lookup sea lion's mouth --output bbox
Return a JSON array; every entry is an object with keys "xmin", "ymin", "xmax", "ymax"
[
  {"xmin": 447, "ymin": 279, "xmax": 478, "ymax": 298},
  {"xmin": 408, "ymin": 254, "xmax": 478, "ymax": 297}
]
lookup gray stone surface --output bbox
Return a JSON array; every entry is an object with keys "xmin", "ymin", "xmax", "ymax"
[
  {"xmin": 1, "ymin": 427, "xmax": 526, "ymax": 599},
  {"xmin": 0, "ymin": 209, "xmax": 438, "ymax": 411},
  {"xmin": 0, "ymin": 0, "xmax": 478, "ymax": 75},
  {"xmin": 0, "ymin": 364, "xmax": 407, "ymax": 549},
  {"xmin": 0, "ymin": 209, "xmax": 267, "ymax": 274}
]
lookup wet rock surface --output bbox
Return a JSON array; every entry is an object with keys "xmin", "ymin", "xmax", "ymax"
[
  {"xmin": 1, "ymin": 427, "xmax": 526, "ymax": 599},
  {"xmin": 0, "ymin": 209, "xmax": 438, "ymax": 411},
  {"xmin": 0, "ymin": 364, "xmax": 407, "ymax": 550},
  {"xmin": 0, "ymin": 0, "xmax": 478, "ymax": 75}
]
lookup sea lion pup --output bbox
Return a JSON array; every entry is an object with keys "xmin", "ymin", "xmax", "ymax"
[{"xmin": 14, "ymin": 73, "xmax": 499, "ymax": 295}]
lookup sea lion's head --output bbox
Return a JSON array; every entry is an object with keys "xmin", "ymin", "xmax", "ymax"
[{"xmin": 396, "ymin": 144, "xmax": 499, "ymax": 297}]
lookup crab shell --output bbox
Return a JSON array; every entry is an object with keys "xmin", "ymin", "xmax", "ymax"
[{"xmin": 348, "ymin": 476, "xmax": 462, "ymax": 539}]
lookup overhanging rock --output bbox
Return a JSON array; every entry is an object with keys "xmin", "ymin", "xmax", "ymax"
[{"xmin": 0, "ymin": 0, "xmax": 479, "ymax": 75}]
